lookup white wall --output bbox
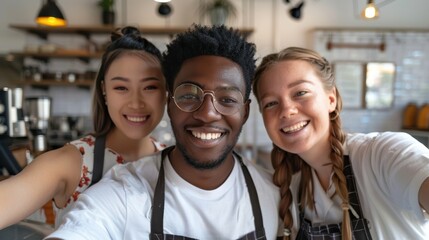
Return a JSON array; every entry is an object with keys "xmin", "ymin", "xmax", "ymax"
[{"xmin": 1, "ymin": 0, "xmax": 429, "ymax": 148}]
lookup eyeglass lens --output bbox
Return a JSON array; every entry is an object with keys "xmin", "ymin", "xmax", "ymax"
[{"xmin": 173, "ymin": 83, "xmax": 244, "ymax": 115}]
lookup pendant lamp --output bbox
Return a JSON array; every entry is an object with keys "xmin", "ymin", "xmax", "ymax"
[
  {"xmin": 36, "ymin": 0, "xmax": 67, "ymax": 27},
  {"xmin": 361, "ymin": 0, "xmax": 379, "ymax": 19},
  {"xmin": 289, "ymin": 1, "xmax": 305, "ymax": 20}
]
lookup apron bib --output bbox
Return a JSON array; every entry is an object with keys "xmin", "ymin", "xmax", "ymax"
[
  {"xmin": 149, "ymin": 146, "xmax": 267, "ymax": 240},
  {"xmin": 296, "ymin": 156, "xmax": 372, "ymax": 240}
]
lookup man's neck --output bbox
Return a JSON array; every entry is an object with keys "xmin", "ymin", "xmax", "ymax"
[{"xmin": 168, "ymin": 147, "xmax": 236, "ymax": 190}]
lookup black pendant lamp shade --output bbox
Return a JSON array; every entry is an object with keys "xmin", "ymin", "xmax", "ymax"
[
  {"xmin": 289, "ymin": 1, "xmax": 304, "ymax": 20},
  {"xmin": 157, "ymin": 3, "xmax": 172, "ymax": 16},
  {"xmin": 36, "ymin": 0, "xmax": 67, "ymax": 27}
]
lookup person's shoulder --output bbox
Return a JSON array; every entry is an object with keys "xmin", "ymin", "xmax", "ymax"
[
  {"xmin": 345, "ymin": 131, "xmax": 427, "ymax": 160},
  {"xmin": 68, "ymin": 134, "xmax": 95, "ymax": 146},
  {"xmin": 130, "ymin": 150, "xmax": 163, "ymax": 168},
  {"xmin": 32, "ymin": 143, "xmax": 81, "ymax": 168},
  {"xmin": 103, "ymin": 151, "xmax": 162, "ymax": 185},
  {"xmin": 345, "ymin": 132, "xmax": 389, "ymax": 150},
  {"xmin": 347, "ymin": 131, "xmax": 415, "ymax": 140},
  {"xmin": 237, "ymin": 154, "xmax": 275, "ymax": 182},
  {"xmin": 346, "ymin": 131, "xmax": 417, "ymax": 147}
]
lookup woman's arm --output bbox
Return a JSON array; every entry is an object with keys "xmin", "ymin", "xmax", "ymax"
[
  {"xmin": 419, "ymin": 177, "xmax": 429, "ymax": 212},
  {"xmin": 0, "ymin": 145, "xmax": 82, "ymax": 229}
]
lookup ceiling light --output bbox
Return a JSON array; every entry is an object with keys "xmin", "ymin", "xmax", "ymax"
[
  {"xmin": 36, "ymin": 0, "xmax": 67, "ymax": 27},
  {"xmin": 361, "ymin": 0, "xmax": 379, "ymax": 19}
]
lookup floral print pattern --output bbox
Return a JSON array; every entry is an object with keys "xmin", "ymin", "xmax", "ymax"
[{"xmin": 62, "ymin": 135, "xmax": 165, "ymax": 207}]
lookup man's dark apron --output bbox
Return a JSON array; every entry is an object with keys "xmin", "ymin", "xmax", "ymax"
[
  {"xmin": 149, "ymin": 146, "xmax": 267, "ymax": 240},
  {"xmin": 295, "ymin": 156, "xmax": 372, "ymax": 240}
]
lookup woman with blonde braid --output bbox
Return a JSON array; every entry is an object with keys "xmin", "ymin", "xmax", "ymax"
[{"xmin": 252, "ymin": 47, "xmax": 429, "ymax": 239}]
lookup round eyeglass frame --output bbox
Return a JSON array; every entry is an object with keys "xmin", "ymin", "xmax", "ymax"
[{"xmin": 171, "ymin": 83, "xmax": 245, "ymax": 116}]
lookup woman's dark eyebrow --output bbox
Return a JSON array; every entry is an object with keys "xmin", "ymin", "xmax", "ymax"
[{"xmin": 109, "ymin": 76, "xmax": 161, "ymax": 82}]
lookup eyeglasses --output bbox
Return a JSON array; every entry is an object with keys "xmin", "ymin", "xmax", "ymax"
[{"xmin": 172, "ymin": 83, "xmax": 245, "ymax": 116}]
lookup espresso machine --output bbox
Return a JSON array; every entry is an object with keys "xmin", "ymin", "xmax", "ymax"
[
  {"xmin": 0, "ymin": 87, "xmax": 27, "ymax": 175},
  {"xmin": 24, "ymin": 96, "xmax": 52, "ymax": 154}
]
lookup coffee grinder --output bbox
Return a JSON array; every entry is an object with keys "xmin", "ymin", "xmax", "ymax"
[
  {"xmin": 24, "ymin": 96, "xmax": 52, "ymax": 154},
  {"xmin": 0, "ymin": 87, "xmax": 27, "ymax": 175}
]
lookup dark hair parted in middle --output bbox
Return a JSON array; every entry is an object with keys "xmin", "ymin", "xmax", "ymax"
[
  {"xmin": 92, "ymin": 26, "xmax": 163, "ymax": 137},
  {"xmin": 162, "ymin": 24, "xmax": 256, "ymax": 100}
]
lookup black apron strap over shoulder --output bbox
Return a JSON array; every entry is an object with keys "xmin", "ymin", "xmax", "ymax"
[
  {"xmin": 233, "ymin": 151, "xmax": 267, "ymax": 240},
  {"xmin": 150, "ymin": 146, "xmax": 174, "ymax": 240},
  {"xmin": 90, "ymin": 134, "xmax": 106, "ymax": 187},
  {"xmin": 343, "ymin": 156, "xmax": 365, "ymax": 219}
]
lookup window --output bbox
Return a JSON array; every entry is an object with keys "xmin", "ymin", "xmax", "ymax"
[{"xmin": 333, "ymin": 61, "xmax": 395, "ymax": 109}]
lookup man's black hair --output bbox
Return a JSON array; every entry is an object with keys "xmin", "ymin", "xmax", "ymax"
[{"xmin": 162, "ymin": 24, "xmax": 256, "ymax": 100}]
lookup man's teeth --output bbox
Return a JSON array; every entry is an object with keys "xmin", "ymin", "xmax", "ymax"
[
  {"xmin": 127, "ymin": 116, "xmax": 147, "ymax": 122},
  {"xmin": 192, "ymin": 131, "xmax": 222, "ymax": 140},
  {"xmin": 282, "ymin": 121, "xmax": 307, "ymax": 133}
]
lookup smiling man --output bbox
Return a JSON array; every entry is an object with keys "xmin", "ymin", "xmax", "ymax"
[{"xmin": 46, "ymin": 25, "xmax": 282, "ymax": 240}]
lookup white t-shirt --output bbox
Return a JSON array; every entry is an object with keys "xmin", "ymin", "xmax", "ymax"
[
  {"xmin": 47, "ymin": 151, "xmax": 282, "ymax": 240},
  {"xmin": 289, "ymin": 132, "xmax": 429, "ymax": 239}
]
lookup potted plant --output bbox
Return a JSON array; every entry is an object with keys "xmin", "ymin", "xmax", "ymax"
[
  {"xmin": 200, "ymin": 0, "xmax": 237, "ymax": 26},
  {"xmin": 98, "ymin": 0, "xmax": 115, "ymax": 25}
]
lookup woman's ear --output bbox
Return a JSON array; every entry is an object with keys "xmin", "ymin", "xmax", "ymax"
[
  {"xmin": 101, "ymin": 81, "xmax": 106, "ymax": 96},
  {"xmin": 328, "ymin": 87, "xmax": 337, "ymax": 113}
]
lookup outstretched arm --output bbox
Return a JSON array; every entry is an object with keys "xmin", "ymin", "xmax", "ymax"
[
  {"xmin": 0, "ymin": 145, "xmax": 82, "ymax": 229},
  {"xmin": 419, "ymin": 177, "xmax": 429, "ymax": 213}
]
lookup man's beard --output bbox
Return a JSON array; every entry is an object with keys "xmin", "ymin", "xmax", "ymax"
[{"xmin": 171, "ymin": 123, "xmax": 243, "ymax": 170}]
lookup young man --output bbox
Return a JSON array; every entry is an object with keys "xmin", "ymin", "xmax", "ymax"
[{"xmin": 46, "ymin": 25, "xmax": 282, "ymax": 240}]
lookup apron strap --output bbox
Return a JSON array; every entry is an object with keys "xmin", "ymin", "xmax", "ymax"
[
  {"xmin": 343, "ymin": 156, "xmax": 365, "ymax": 218},
  {"xmin": 234, "ymin": 152, "xmax": 266, "ymax": 239},
  {"xmin": 150, "ymin": 146, "xmax": 174, "ymax": 239},
  {"xmin": 90, "ymin": 134, "xmax": 106, "ymax": 187}
]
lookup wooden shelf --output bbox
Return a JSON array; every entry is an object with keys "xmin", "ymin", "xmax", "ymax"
[
  {"xmin": 26, "ymin": 79, "xmax": 93, "ymax": 87},
  {"xmin": 10, "ymin": 51, "xmax": 103, "ymax": 63},
  {"xmin": 10, "ymin": 24, "xmax": 254, "ymax": 39},
  {"xmin": 9, "ymin": 24, "xmax": 254, "ymax": 87}
]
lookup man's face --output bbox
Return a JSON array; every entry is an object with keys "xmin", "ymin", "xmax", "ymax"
[{"xmin": 168, "ymin": 55, "xmax": 249, "ymax": 169}]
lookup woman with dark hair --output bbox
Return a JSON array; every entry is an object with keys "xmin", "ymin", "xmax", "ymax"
[
  {"xmin": 253, "ymin": 47, "xmax": 429, "ymax": 240},
  {"xmin": 0, "ymin": 26, "xmax": 167, "ymax": 229}
]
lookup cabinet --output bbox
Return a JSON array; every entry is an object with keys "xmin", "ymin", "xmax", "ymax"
[{"xmin": 9, "ymin": 24, "xmax": 255, "ymax": 87}]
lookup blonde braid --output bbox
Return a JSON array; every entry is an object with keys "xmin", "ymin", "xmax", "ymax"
[
  {"xmin": 330, "ymin": 109, "xmax": 351, "ymax": 240},
  {"xmin": 272, "ymin": 146, "xmax": 293, "ymax": 240},
  {"xmin": 300, "ymin": 163, "xmax": 314, "ymax": 211}
]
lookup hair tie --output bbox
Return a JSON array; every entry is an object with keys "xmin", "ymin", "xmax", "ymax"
[
  {"xmin": 342, "ymin": 203, "xmax": 349, "ymax": 211},
  {"xmin": 283, "ymin": 228, "xmax": 291, "ymax": 236}
]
